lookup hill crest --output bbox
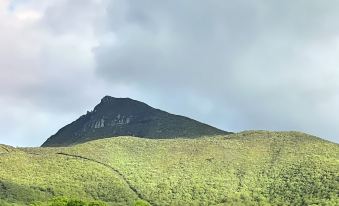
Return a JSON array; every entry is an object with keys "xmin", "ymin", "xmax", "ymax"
[{"xmin": 41, "ymin": 96, "xmax": 230, "ymax": 147}]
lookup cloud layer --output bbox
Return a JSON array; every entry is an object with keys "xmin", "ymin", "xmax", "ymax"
[{"xmin": 1, "ymin": 0, "xmax": 339, "ymax": 146}]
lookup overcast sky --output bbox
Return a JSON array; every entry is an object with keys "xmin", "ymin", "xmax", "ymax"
[{"xmin": 1, "ymin": 0, "xmax": 339, "ymax": 146}]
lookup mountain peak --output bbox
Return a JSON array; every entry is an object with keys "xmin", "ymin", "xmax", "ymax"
[
  {"xmin": 41, "ymin": 96, "xmax": 231, "ymax": 147},
  {"xmin": 100, "ymin": 96, "xmax": 132, "ymax": 104},
  {"xmin": 100, "ymin": 95, "xmax": 116, "ymax": 103}
]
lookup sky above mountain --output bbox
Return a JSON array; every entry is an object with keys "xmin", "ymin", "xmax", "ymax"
[{"xmin": 1, "ymin": 0, "xmax": 339, "ymax": 146}]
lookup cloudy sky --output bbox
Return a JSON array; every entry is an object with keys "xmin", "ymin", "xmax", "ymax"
[{"xmin": 1, "ymin": 0, "xmax": 339, "ymax": 146}]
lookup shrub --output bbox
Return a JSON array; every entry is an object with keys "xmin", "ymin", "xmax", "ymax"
[{"xmin": 134, "ymin": 200, "xmax": 150, "ymax": 206}]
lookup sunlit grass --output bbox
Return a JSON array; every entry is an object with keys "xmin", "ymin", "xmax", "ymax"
[{"xmin": 0, "ymin": 131, "xmax": 338, "ymax": 205}]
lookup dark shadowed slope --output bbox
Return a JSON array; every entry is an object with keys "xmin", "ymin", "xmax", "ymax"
[{"xmin": 42, "ymin": 96, "xmax": 230, "ymax": 147}]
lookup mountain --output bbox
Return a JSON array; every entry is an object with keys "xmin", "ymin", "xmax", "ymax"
[
  {"xmin": 42, "ymin": 96, "xmax": 230, "ymax": 147},
  {"xmin": 0, "ymin": 131, "xmax": 338, "ymax": 205}
]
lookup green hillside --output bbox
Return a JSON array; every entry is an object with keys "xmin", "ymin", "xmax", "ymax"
[{"xmin": 0, "ymin": 131, "xmax": 338, "ymax": 205}]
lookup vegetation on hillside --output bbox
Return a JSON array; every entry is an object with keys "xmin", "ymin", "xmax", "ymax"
[{"xmin": 0, "ymin": 131, "xmax": 338, "ymax": 205}]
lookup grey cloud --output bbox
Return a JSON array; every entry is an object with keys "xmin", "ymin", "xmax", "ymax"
[
  {"xmin": 0, "ymin": 0, "xmax": 110, "ymax": 146},
  {"xmin": 95, "ymin": 0, "xmax": 339, "ymax": 142},
  {"xmin": 1, "ymin": 0, "xmax": 339, "ymax": 146},
  {"xmin": 40, "ymin": 0, "xmax": 107, "ymax": 35}
]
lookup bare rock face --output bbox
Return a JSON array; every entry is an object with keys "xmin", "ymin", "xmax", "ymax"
[{"xmin": 41, "ymin": 96, "xmax": 230, "ymax": 147}]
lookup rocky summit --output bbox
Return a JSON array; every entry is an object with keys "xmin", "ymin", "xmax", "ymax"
[{"xmin": 41, "ymin": 96, "xmax": 230, "ymax": 147}]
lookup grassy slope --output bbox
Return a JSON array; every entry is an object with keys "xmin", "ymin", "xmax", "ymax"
[
  {"xmin": 0, "ymin": 147, "xmax": 138, "ymax": 205},
  {"xmin": 0, "ymin": 131, "xmax": 338, "ymax": 205}
]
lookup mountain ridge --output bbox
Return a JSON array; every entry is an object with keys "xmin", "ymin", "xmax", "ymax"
[{"xmin": 42, "ymin": 96, "xmax": 230, "ymax": 147}]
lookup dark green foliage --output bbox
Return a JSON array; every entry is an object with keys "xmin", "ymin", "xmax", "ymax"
[
  {"xmin": 47, "ymin": 197, "xmax": 68, "ymax": 206},
  {"xmin": 265, "ymin": 162, "xmax": 338, "ymax": 205},
  {"xmin": 66, "ymin": 199, "xmax": 86, "ymax": 206}
]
